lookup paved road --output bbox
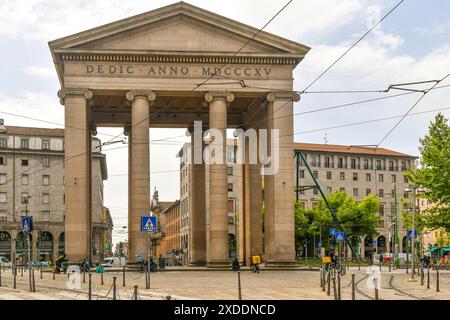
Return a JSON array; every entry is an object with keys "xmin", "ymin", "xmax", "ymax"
[{"xmin": 0, "ymin": 266, "xmax": 448, "ymax": 300}]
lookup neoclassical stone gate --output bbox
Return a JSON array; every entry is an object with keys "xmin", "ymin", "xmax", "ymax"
[{"xmin": 49, "ymin": 2, "xmax": 309, "ymax": 266}]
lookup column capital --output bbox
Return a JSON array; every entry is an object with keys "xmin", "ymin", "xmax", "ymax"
[
  {"xmin": 126, "ymin": 90, "xmax": 156, "ymax": 103},
  {"xmin": 266, "ymin": 91, "xmax": 300, "ymax": 103},
  {"xmin": 205, "ymin": 91, "xmax": 235, "ymax": 104},
  {"xmin": 57, "ymin": 89, "xmax": 93, "ymax": 105}
]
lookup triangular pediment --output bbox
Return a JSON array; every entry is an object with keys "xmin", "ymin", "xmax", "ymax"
[{"xmin": 49, "ymin": 2, "xmax": 309, "ymax": 57}]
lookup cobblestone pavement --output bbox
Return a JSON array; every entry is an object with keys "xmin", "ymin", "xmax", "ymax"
[{"xmin": 0, "ymin": 266, "xmax": 448, "ymax": 300}]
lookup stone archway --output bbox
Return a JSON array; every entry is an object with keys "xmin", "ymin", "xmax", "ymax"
[
  {"xmin": 0, "ymin": 231, "xmax": 12, "ymax": 261},
  {"xmin": 49, "ymin": 2, "xmax": 309, "ymax": 267},
  {"xmin": 38, "ymin": 231, "xmax": 54, "ymax": 261}
]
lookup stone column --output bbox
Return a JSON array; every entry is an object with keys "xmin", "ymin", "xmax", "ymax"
[
  {"xmin": 264, "ymin": 91, "xmax": 300, "ymax": 266},
  {"xmin": 57, "ymin": 89, "xmax": 93, "ymax": 262},
  {"xmin": 188, "ymin": 126, "xmax": 207, "ymax": 266},
  {"xmin": 126, "ymin": 90, "xmax": 156, "ymax": 260},
  {"xmin": 205, "ymin": 91, "xmax": 234, "ymax": 267}
]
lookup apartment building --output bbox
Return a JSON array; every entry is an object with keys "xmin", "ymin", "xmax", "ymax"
[
  {"xmin": 0, "ymin": 125, "xmax": 112, "ymax": 263},
  {"xmin": 294, "ymin": 142, "xmax": 417, "ymax": 257}
]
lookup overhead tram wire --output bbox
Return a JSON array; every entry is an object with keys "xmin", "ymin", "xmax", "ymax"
[
  {"xmin": 300, "ymin": 0, "xmax": 405, "ymax": 94},
  {"xmin": 376, "ymin": 73, "xmax": 450, "ymax": 147}
]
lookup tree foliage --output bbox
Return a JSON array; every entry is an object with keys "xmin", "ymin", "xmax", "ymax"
[
  {"xmin": 295, "ymin": 191, "xmax": 380, "ymax": 250},
  {"xmin": 406, "ymin": 113, "xmax": 450, "ymax": 231}
]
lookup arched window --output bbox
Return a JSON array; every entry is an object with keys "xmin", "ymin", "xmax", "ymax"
[{"xmin": 0, "ymin": 231, "xmax": 12, "ymax": 261}]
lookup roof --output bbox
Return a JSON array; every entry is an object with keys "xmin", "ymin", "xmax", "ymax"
[
  {"xmin": 2, "ymin": 126, "xmax": 65, "ymax": 138},
  {"xmin": 161, "ymin": 200, "xmax": 180, "ymax": 214},
  {"xmin": 293, "ymin": 142, "xmax": 416, "ymax": 158}
]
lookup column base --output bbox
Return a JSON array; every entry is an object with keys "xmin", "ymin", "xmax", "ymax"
[
  {"xmin": 207, "ymin": 260, "xmax": 231, "ymax": 268},
  {"xmin": 188, "ymin": 260, "xmax": 207, "ymax": 267}
]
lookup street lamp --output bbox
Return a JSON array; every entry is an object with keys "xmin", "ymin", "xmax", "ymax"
[{"xmin": 405, "ymin": 185, "xmax": 423, "ymax": 282}]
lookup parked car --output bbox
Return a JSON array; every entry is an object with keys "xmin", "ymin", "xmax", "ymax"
[
  {"xmin": 101, "ymin": 256, "xmax": 126, "ymax": 268},
  {"xmin": 0, "ymin": 256, "xmax": 12, "ymax": 267}
]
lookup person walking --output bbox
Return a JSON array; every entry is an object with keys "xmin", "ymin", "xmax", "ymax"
[{"xmin": 232, "ymin": 256, "xmax": 240, "ymax": 271}]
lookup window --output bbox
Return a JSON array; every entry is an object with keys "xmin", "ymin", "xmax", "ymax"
[
  {"xmin": 21, "ymin": 174, "xmax": 28, "ymax": 185},
  {"xmin": 227, "ymin": 167, "xmax": 233, "ymax": 176},
  {"xmin": 340, "ymin": 187, "xmax": 345, "ymax": 193},
  {"xmin": 227, "ymin": 183, "xmax": 233, "ymax": 192},
  {"xmin": 353, "ymin": 173, "xmax": 358, "ymax": 181},
  {"xmin": 366, "ymin": 189, "xmax": 371, "ymax": 196},
  {"xmin": 324, "ymin": 157, "xmax": 330, "ymax": 168},
  {"xmin": 0, "ymin": 155, "xmax": 6, "ymax": 165},
  {"xmin": 337, "ymin": 158, "xmax": 343, "ymax": 168},
  {"xmin": 376, "ymin": 160, "xmax": 382, "ymax": 170},
  {"xmin": 0, "ymin": 192, "xmax": 6, "ymax": 203},
  {"xmin": 404, "ymin": 176, "xmax": 408, "ymax": 183},
  {"xmin": 21, "ymin": 192, "xmax": 29, "ymax": 204},
  {"xmin": 42, "ymin": 175, "xmax": 50, "ymax": 186},
  {"xmin": 227, "ymin": 199, "xmax": 234, "ymax": 212},
  {"xmin": 42, "ymin": 193, "xmax": 50, "ymax": 204},
  {"xmin": 228, "ymin": 217, "xmax": 234, "ymax": 225},
  {"xmin": 363, "ymin": 159, "xmax": 369, "ymax": 170},
  {"xmin": 327, "ymin": 187, "xmax": 332, "ymax": 194},
  {"xmin": 340, "ymin": 172, "xmax": 345, "ymax": 181},
  {"xmin": 378, "ymin": 189, "xmax": 384, "ymax": 198},
  {"xmin": 0, "ymin": 210, "xmax": 6, "ymax": 222},
  {"xmin": 379, "ymin": 204, "xmax": 385, "ymax": 216},
  {"xmin": 351, "ymin": 158, "xmax": 357, "ymax": 169},
  {"xmin": 42, "ymin": 211, "xmax": 50, "ymax": 222},
  {"xmin": 401, "ymin": 161, "xmax": 407, "ymax": 171},
  {"xmin": 299, "ymin": 170, "xmax": 304, "ymax": 179},
  {"xmin": 366, "ymin": 173, "xmax": 371, "ymax": 182},
  {"xmin": 0, "ymin": 138, "xmax": 7, "ymax": 148},
  {"xmin": 353, "ymin": 188, "xmax": 359, "ymax": 197},
  {"xmin": 20, "ymin": 139, "xmax": 29, "ymax": 149},
  {"xmin": 0, "ymin": 173, "xmax": 6, "ymax": 185},
  {"xmin": 21, "ymin": 158, "xmax": 28, "ymax": 166},
  {"xmin": 313, "ymin": 171, "xmax": 318, "ymax": 179},
  {"xmin": 404, "ymin": 192, "xmax": 409, "ymax": 199},
  {"xmin": 378, "ymin": 174, "xmax": 384, "ymax": 182},
  {"xmin": 326, "ymin": 171, "xmax": 332, "ymax": 180},
  {"xmin": 389, "ymin": 161, "xmax": 394, "ymax": 171},
  {"xmin": 391, "ymin": 175, "xmax": 396, "ymax": 183},
  {"xmin": 42, "ymin": 157, "xmax": 50, "ymax": 167},
  {"xmin": 42, "ymin": 140, "xmax": 50, "ymax": 150},
  {"xmin": 310, "ymin": 155, "xmax": 317, "ymax": 167},
  {"xmin": 313, "ymin": 187, "xmax": 318, "ymax": 195},
  {"xmin": 227, "ymin": 150, "xmax": 234, "ymax": 163}
]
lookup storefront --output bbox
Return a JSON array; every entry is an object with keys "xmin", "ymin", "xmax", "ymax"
[{"xmin": 0, "ymin": 231, "xmax": 12, "ymax": 261}]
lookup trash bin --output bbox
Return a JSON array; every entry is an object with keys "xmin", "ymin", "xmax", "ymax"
[
  {"xmin": 96, "ymin": 265, "xmax": 105, "ymax": 273},
  {"xmin": 159, "ymin": 257, "xmax": 166, "ymax": 269}
]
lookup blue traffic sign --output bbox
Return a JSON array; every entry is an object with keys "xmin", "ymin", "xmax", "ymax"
[
  {"xmin": 407, "ymin": 230, "xmax": 418, "ymax": 239},
  {"xmin": 336, "ymin": 232, "xmax": 345, "ymax": 242},
  {"xmin": 318, "ymin": 242, "xmax": 322, "ymax": 248},
  {"xmin": 22, "ymin": 216, "xmax": 31, "ymax": 232},
  {"xmin": 141, "ymin": 216, "xmax": 157, "ymax": 232},
  {"xmin": 329, "ymin": 229, "xmax": 336, "ymax": 236}
]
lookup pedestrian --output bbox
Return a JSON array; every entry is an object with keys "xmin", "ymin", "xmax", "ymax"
[
  {"xmin": 232, "ymin": 256, "xmax": 240, "ymax": 271},
  {"xmin": 378, "ymin": 252, "xmax": 384, "ymax": 266}
]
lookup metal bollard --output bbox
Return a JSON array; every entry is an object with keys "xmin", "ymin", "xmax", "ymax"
[
  {"xmin": 123, "ymin": 266, "xmax": 126, "ymax": 287},
  {"xmin": 322, "ymin": 268, "xmax": 325, "ymax": 292},
  {"xmin": 113, "ymin": 276, "xmax": 117, "ymax": 300},
  {"xmin": 436, "ymin": 268, "xmax": 440, "ymax": 292},
  {"xmin": 420, "ymin": 267, "xmax": 424, "ymax": 286},
  {"xmin": 88, "ymin": 273, "xmax": 92, "ymax": 300},
  {"xmin": 332, "ymin": 276, "xmax": 337, "ymax": 300},
  {"xmin": 337, "ymin": 271, "xmax": 341, "ymax": 300},
  {"xmin": 101, "ymin": 271, "xmax": 104, "ymax": 285},
  {"xmin": 374, "ymin": 278, "xmax": 379, "ymax": 300},
  {"xmin": 351, "ymin": 274, "xmax": 355, "ymax": 300},
  {"xmin": 32, "ymin": 269, "xmax": 36, "ymax": 292},
  {"xmin": 427, "ymin": 267, "xmax": 430, "ymax": 289},
  {"xmin": 53, "ymin": 269, "xmax": 55, "ymax": 280},
  {"xmin": 134, "ymin": 285, "xmax": 138, "ymax": 300},
  {"xmin": 237, "ymin": 271, "xmax": 242, "ymax": 300},
  {"xmin": 327, "ymin": 270, "xmax": 331, "ymax": 295},
  {"xmin": 83, "ymin": 270, "xmax": 86, "ymax": 284},
  {"xmin": 0, "ymin": 264, "xmax": 2, "ymax": 287},
  {"xmin": 40, "ymin": 265, "xmax": 43, "ymax": 279},
  {"xmin": 13, "ymin": 266, "xmax": 16, "ymax": 289},
  {"xmin": 21, "ymin": 265, "xmax": 23, "ymax": 277}
]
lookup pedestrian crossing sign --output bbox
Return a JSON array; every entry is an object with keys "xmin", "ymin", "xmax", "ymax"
[
  {"xmin": 141, "ymin": 216, "xmax": 157, "ymax": 232},
  {"xmin": 336, "ymin": 232, "xmax": 345, "ymax": 242}
]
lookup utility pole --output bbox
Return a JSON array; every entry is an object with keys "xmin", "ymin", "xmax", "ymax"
[
  {"xmin": 394, "ymin": 184, "xmax": 399, "ymax": 262},
  {"xmin": 24, "ymin": 196, "xmax": 32, "ymax": 292},
  {"xmin": 410, "ymin": 186, "xmax": 417, "ymax": 281}
]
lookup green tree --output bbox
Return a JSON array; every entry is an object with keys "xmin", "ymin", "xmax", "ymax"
[
  {"xmin": 295, "ymin": 192, "xmax": 380, "ymax": 253},
  {"xmin": 407, "ymin": 113, "xmax": 450, "ymax": 231}
]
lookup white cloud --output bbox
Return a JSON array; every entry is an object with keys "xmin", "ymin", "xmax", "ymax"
[{"xmin": 23, "ymin": 66, "xmax": 56, "ymax": 78}]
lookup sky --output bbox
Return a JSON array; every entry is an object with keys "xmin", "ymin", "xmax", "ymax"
[{"xmin": 0, "ymin": 0, "xmax": 449, "ymax": 245}]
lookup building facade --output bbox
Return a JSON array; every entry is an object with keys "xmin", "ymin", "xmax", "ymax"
[
  {"xmin": 294, "ymin": 142, "xmax": 417, "ymax": 258},
  {"xmin": 0, "ymin": 126, "xmax": 111, "ymax": 264}
]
